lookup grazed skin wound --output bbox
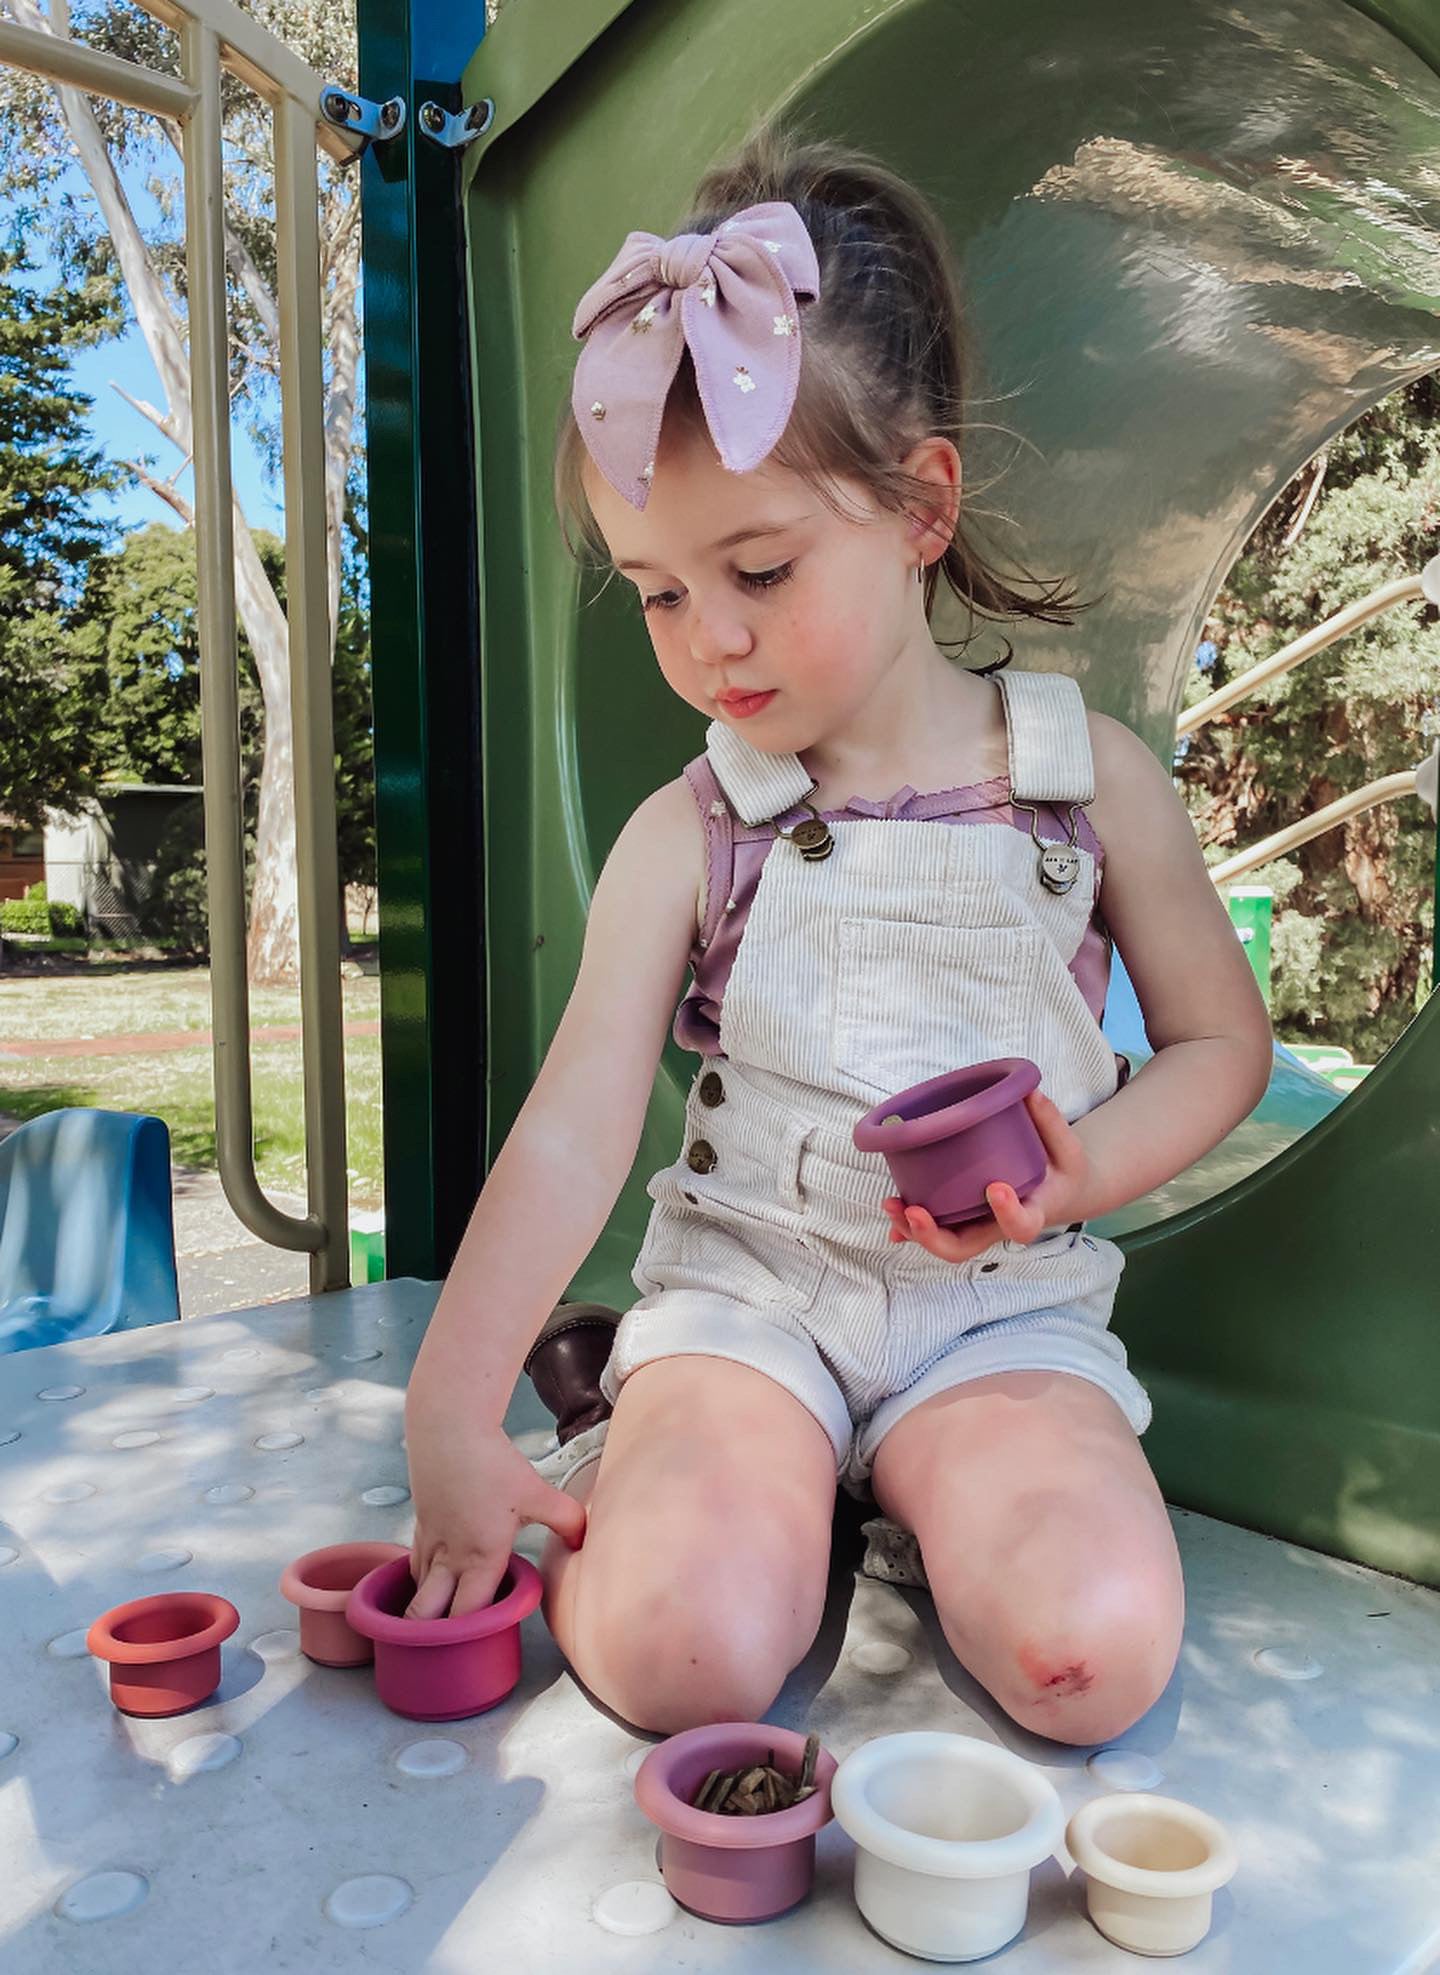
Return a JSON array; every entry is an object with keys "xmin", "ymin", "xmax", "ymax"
[{"xmin": 1017, "ymin": 1640, "xmax": 1095, "ymax": 1699}]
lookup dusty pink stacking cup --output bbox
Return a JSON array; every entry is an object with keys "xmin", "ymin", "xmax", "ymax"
[
  {"xmin": 345, "ymin": 1554, "xmax": 543, "ymax": 1719},
  {"xmin": 634, "ymin": 1722, "xmax": 838, "ymax": 1923},
  {"xmin": 853, "ymin": 1057, "xmax": 1046, "ymax": 1227}
]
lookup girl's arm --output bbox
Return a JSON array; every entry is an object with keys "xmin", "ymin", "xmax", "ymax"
[
  {"xmin": 886, "ymin": 710, "xmax": 1274, "ymax": 1257},
  {"xmin": 1066, "ymin": 711, "xmax": 1274, "ymax": 1218},
  {"xmin": 406, "ymin": 775, "xmax": 703, "ymax": 1431}
]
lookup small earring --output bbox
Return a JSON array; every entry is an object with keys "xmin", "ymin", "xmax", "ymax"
[{"xmin": 915, "ymin": 560, "xmax": 925, "ymax": 586}]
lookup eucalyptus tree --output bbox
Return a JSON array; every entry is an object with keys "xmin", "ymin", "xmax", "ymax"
[{"xmin": 0, "ymin": 0, "xmax": 363, "ymax": 982}]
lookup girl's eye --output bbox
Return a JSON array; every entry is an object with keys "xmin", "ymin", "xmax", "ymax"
[{"xmin": 641, "ymin": 562, "xmax": 796, "ymax": 613}]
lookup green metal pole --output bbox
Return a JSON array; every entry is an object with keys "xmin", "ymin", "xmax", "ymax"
[{"xmin": 357, "ymin": 0, "xmax": 489, "ymax": 1281}]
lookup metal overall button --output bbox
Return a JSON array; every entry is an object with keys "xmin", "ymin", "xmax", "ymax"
[
  {"xmin": 698, "ymin": 1070, "xmax": 725, "ymax": 1108},
  {"xmin": 686, "ymin": 1140, "xmax": 718, "ymax": 1175},
  {"xmin": 1011, "ymin": 798, "xmax": 1084, "ymax": 895},
  {"xmin": 772, "ymin": 798, "xmax": 834, "ymax": 862}
]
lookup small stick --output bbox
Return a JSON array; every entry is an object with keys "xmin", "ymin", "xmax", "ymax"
[{"xmin": 799, "ymin": 1732, "xmax": 819, "ymax": 1791}]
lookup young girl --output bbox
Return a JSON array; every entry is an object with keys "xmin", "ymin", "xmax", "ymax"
[{"xmin": 402, "ymin": 122, "xmax": 1273, "ymax": 1748}]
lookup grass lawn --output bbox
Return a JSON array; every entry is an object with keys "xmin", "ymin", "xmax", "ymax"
[{"xmin": 0, "ymin": 967, "xmax": 384, "ymax": 1208}]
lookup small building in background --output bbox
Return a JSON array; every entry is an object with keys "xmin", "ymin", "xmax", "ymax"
[
  {"xmin": 0, "ymin": 819, "xmax": 45, "ymax": 901},
  {"xmin": 44, "ymin": 785, "xmax": 203, "ymax": 938}
]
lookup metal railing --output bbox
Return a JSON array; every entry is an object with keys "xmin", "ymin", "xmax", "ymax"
[
  {"xmin": 1188, "ymin": 557, "xmax": 1440, "ymax": 933},
  {"xmin": 0, "ymin": 2, "xmax": 360, "ymax": 1290}
]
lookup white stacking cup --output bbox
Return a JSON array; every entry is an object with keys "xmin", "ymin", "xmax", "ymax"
[
  {"xmin": 830, "ymin": 1732, "xmax": 1064, "ymax": 1961},
  {"xmin": 1066, "ymin": 1792, "xmax": 1238, "ymax": 1955}
]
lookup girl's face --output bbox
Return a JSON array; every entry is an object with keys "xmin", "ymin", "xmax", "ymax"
[{"xmin": 583, "ymin": 421, "xmax": 943, "ymax": 754}]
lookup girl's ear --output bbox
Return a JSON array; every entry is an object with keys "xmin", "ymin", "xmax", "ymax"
[{"xmin": 900, "ymin": 436, "xmax": 962, "ymax": 549}]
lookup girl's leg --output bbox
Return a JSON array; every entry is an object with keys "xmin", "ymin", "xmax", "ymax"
[
  {"xmin": 537, "ymin": 1353, "xmax": 839, "ymax": 1735},
  {"xmin": 869, "ymin": 1370, "xmax": 1184, "ymax": 1746}
]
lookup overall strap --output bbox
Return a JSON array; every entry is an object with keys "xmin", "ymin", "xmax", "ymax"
[
  {"xmin": 703, "ymin": 668, "xmax": 1096, "ymax": 818},
  {"xmin": 704, "ymin": 717, "xmax": 815, "ymax": 824},
  {"xmin": 994, "ymin": 669, "xmax": 1095, "ymax": 804}
]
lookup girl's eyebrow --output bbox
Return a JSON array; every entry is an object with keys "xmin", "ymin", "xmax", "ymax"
[{"xmin": 613, "ymin": 517, "xmax": 810, "ymax": 574}]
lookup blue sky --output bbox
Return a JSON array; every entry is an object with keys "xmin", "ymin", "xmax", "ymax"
[
  {"xmin": 28, "ymin": 160, "xmax": 286, "ymax": 536},
  {"xmin": 68, "ymin": 312, "xmax": 286, "ymax": 535}
]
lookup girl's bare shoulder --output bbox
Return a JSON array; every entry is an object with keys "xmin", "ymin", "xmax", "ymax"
[
  {"xmin": 609, "ymin": 773, "xmax": 707, "ymax": 941},
  {"xmin": 1085, "ymin": 710, "xmax": 1178, "ymax": 835}
]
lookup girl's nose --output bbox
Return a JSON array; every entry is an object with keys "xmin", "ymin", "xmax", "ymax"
[{"xmin": 690, "ymin": 612, "xmax": 755, "ymax": 668}]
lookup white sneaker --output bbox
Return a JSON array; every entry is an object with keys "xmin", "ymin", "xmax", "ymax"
[
  {"xmin": 859, "ymin": 1515, "xmax": 929, "ymax": 1590},
  {"xmin": 531, "ymin": 1418, "xmax": 609, "ymax": 1496}
]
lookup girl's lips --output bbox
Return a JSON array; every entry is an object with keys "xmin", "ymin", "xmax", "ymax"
[{"xmin": 718, "ymin": 689, "xmax": 777, "ymax": 719}]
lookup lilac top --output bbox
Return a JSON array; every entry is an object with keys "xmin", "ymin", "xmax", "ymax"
[{"xmin": 673, "ymin": 754, "xmax": 1118, "ymax": 1063}]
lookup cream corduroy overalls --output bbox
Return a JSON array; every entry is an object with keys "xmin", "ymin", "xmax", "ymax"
[{"xmin": 595, "ymin": 667, "xmax": 1151, "ymax": 1499}]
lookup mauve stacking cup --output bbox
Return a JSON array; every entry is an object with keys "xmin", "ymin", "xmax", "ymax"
[
  {"xmin": 345, "ymin": 1554, "xmax": 542, "ymax": 1719},
  {"xmin": 852, "ymin": 1058, "xmax": 1046, "ymax": 1227}
]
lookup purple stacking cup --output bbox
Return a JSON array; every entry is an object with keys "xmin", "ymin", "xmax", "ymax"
[
  {"xmin": 634, "ymin": 1722, "xmax": 838, "ymax": 1922},
  {"xmin": 852, "ymin": 1058, "xmax": 1047, "ymax": 1228}
]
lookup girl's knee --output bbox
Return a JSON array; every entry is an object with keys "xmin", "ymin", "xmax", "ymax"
[
  {"xmin": 939, "ymin": 1571, "xmax": 1184, "ymax": 1747},
  {"xmin": 576, "ymin": 1553, "xmax": 829, "ymax": 1735},
  {"xmin": 586, "ymin": 1597, "xmax": 800, "ymax": 1734}
]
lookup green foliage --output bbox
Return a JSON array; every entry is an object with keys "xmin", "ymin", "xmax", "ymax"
[
  {"xmin": 1, "ymin": 897, "xmax": 51, "ymax": 934},
  {"xmin": 140, "ymin": 800, "xmax": 217, "ymax": 957},
  {"xmin": 74, "ymin": 507, "xmax": 375, "ymax": 919},
  {"xmin": 76, "ymin": 521, "xmax": 267, "ymax": 788},
  {"xmin": 0, "ymin": 250, "xmax": 122, "ymax": 823},
  {"xmin": 24, "ymin": 880, "xmax": 46, "ymax": 901},
  {"xmin": 2, "ymin": 895, "xmax": 85, "ymax": 939},
  {"xmin": 1178, "ymin": 372, "xmax": 1440, "ymax": 1058},
  {"xmin": 333, "ymin": 474, "xmax": 375, "ymax": 893}
]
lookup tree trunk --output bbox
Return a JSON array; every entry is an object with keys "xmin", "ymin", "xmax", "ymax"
[{"xmin": 16, "ymin": 0, "xmax": 363, "ymax": 987}]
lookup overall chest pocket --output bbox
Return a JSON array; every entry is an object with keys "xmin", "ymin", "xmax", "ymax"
[{"xmin": 832, "ymin": 916, "xmax": 1045, "ymax": 1100}]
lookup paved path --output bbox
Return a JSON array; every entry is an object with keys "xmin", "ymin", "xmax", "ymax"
[
  {"xmin": 0, "ymin": 1020, "xmax": 380, "ymax": 1060},
  {"xmin": 170, "ymin": 1164, "xmax": 313, "ymax": 1316}
]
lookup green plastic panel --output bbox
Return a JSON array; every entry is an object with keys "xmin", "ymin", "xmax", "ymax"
[{"xmin": 449, "ymin": 0, "xmax": 1440, "ymax": 1581}]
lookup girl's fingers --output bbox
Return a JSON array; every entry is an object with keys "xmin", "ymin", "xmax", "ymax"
[
  {"xmin": 405, "ymin": 1561, "xmax": 457, "ymax": 1620},
  {"xmin": 983, "ymin": 1182, "xmax": 1044, "ymax": 1242},
  {"xmin": 1026, "ymin": 1090, "xmax": 1085, "ymax": 1177},
  {"xmin": 448, "ymin": 1563, "xmax": 506, "ymax": 1619},
  {"xmin": 903, "ymin": 1203, "xmax": 990, "ymax": 1260}
]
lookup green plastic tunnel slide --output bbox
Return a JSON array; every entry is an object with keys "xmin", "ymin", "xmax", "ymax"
[{"xmin": 388, "ymin": 0, "xmax": 1440, "ymax": 1586}]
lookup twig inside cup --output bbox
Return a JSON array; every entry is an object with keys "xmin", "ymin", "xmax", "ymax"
[{"xmin": 690, "ymin": 1732, "xmax": 821, "ymax": 1815}]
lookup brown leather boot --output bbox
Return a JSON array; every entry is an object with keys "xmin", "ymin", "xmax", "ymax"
[{"xmin": 522, "ymin": 1302, "xmax": 621, "ymax": 1446}]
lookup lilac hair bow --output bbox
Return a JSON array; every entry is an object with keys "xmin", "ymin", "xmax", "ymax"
[{"xmin": 570, "ymin": 200, "xmax": 821, "ymax": 510}]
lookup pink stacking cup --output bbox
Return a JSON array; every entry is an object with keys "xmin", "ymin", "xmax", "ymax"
[
  {"xmin": 280, "ymin": 1542, "xmax": 409, "ymax": 1666},
  {"xmin": 853, "ymin": 1057, "xmax": 1047, "ymax": 1227},
  {"xmin": 345, "ymin": 1554, "xmax": 542, "ymax": 1719},
  {"xmin": 87, "ymin": 1591, "xmax": 240, "ymax": 1717},
  {"xmin": 634, "ymin": 1722, "xmax": 838, "ymax": 1923}
]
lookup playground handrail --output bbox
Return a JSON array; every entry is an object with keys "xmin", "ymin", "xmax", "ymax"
[
  {"xmin": 1178, "ymin": 557, "xmax": 1438, "ymax": 736},
  {"xmin": 1206, "ymin": 770, "xmax": 1419, "ymax": 885}
]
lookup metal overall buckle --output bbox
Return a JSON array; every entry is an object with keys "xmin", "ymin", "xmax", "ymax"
[
  {"xmin": 772, "ymin": 790, "xmax": 834, "ymax": 862},
  {"xmin": 1011, "ymin": 799, "xmax": 1084, "ymax": 895}
]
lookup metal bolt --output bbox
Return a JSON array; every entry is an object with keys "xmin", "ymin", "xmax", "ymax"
[
  {"xmin": 380, "ymin": 99, "xmax": 403, "ymax": 132},
  {"xmin": 420, "ymin": 101, "xmax": 446, "ymax": 135},
  {"xmin": 322, "ymin": 90, "xmax": 352, "ymax": 122}
]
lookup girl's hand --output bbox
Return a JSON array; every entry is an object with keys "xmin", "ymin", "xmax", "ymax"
[
  {"xmin": 405, "ymin": 1417, "xmax": 587, "ymax": 1620},
  {"xmin": 881, "ymin": 1089, "xmax": 1092, "ymax": 1263}
]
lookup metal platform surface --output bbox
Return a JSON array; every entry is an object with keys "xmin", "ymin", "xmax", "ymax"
[{"xmin": 1, "ymin": 1280, "xmax": 1435, "ymax": 1973}]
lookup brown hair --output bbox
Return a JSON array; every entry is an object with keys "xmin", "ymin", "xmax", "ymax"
[{"xmin": 554, "ymin": 112, "xmax": 1093, "ymax": 672}]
